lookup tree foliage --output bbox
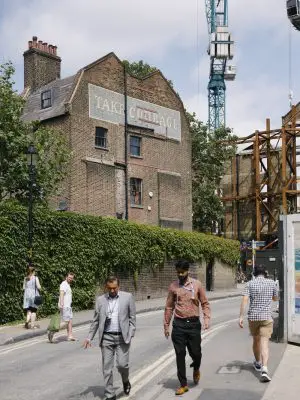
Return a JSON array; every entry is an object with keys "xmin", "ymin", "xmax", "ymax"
[
  {"xmin": 123, "ymin": 59, "xmax": 174, "ymax": 88},
  {"xmin": 123, "ymin": 60, "xmax": 158, "ymax": 79},
  {"xmin": 0, "ymin": 62, "xmax": 71, "ymax": 203},
  {"xmin": 188, "ymin": 112, "xmax": 236, "ymax": 232}
]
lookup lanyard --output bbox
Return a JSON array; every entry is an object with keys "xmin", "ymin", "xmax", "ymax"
[
  {"xmin": 177, "ymin": 281, "xmax": 195, "ymax": 300},
  {"xmin": 107, "ymin": 297, "xmax": 118, "ymax": 315}
]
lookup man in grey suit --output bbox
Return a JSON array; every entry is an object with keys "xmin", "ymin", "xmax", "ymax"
[{"xmin": 83, "ymin": 276, "xmax": 136, "ymax": 400}]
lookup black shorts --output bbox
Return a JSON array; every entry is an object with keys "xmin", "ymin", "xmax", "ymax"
[{"xmin": 25, "ymin": 306, "xmax": 37, "ymax": 313}]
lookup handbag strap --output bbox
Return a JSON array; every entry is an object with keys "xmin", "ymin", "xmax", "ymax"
[{"xmin": 34, "ymin": 276, "xmax": 37, "ymax": 296}]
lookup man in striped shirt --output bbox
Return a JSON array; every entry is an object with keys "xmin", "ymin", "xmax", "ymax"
[
  {"xmin": 239, "ymin": 264, "xmax": 279, "ymax": 382},
  {"xmin": 164, "ymin": 260, "xmax": 211, "ymax": 396}
]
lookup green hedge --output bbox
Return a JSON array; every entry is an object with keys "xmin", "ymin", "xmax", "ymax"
[{"xmin": 0, "ymin": 201, "xmax": 239, "ymax": 324}]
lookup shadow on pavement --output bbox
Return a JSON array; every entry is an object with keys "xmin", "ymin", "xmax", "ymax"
[
  {"xmin": 199, "ymin": 389, "xmax": 261, "ymax": 400},
  {"xmin": 225, "ymin": 360, "xmax": 258, "ymax": 379},
  {"xmin": 162, "ymin": 377, "xmax": 180, "ymax": 390},
  {"xmin": 68, "ymin": 385, "xmax": 105, "ymax": 399}
]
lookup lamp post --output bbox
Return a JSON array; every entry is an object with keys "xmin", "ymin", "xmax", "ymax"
[{"xmin": 26, "ymin": 144, "xmax": 37, "ymax": 263}]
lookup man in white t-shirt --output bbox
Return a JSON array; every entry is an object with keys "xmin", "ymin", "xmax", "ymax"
[{"xmin": 48, "ymin": 272, "xmax": 75, "ymax": 343}]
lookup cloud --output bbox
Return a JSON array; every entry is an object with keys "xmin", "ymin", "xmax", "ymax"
[
  {"xmin": 0, "ymin": 0, "xmax": 206, "ymax": 73},
  {"xmin": 0, "ymin": 0, "xmax": 298, "ymax": 137},
  {"xmin": 184, "ymin": 72, "xmax": 287, "ymax": 135}
]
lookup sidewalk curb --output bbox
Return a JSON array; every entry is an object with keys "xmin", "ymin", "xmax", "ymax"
[{"xmin": 0, "ymin": 293, "xmax": 241, "ymax": 346}]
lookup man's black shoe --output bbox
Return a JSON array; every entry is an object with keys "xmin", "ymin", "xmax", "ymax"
[
  {"xmin": 123, "ymin": 380, "xmax": 131, "ymax": 395},
  {"xmin": 104, "ymin": 397, "xmax": 116, "ymax": 400}
]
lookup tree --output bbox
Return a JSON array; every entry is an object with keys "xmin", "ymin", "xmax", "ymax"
[
  {"xmin": 123, "ymin": 59, "xmax": 174, "ymax": 88},
  {"xmin": 0, "ymin": 62, "xmax": 71, "ymax": 203},
  {"xmin": 188, "ymin": 112, "xmax": 236, "ymax": 232},
  {"xmin": 123, "ymin": 60, "xmax": 158, "ymax": 79}
]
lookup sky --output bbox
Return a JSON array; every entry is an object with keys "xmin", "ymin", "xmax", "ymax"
[{"xmin": 0, "ymin": 0, "xmax": 299, "ymax": 136}]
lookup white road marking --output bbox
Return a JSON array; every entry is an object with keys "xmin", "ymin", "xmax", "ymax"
[
  {"xmin": 0, "ymin": 324, "xmax": 88, "ymax": 356},
  {"xmin": 118, "ymin": 318, "xmax": 238, "ymax": 399}
]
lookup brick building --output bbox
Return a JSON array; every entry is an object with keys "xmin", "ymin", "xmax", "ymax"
[{"xmin": 22, "ymin": 37, "xmax": 192, "ymax": 230}]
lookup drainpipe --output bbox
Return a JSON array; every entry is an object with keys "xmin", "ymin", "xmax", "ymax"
[{"xmin": 123, "ymin": 64, "xmax": 129, "ymax": 220}]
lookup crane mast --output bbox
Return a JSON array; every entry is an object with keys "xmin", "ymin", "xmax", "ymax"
[{"xmin": 205, "ymin": 0, "xmax": 235, "ymax": 131}]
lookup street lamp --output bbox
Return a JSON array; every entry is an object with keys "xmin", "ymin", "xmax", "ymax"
[{"xmin": 26, "ymin": 144, "xmax": 37, "ymax": 263}]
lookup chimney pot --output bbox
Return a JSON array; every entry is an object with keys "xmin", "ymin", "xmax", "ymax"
[
  {"xmin": 28, "ymin": 41, "xmax": 33, "ymax": 49},
  {"xmin": 32, "ymin": 36, "xmax": 37, "ymax": 48},
  {"xmin": 53, "ymin": 45, "xmax": 57, "ymax": 55},
  {"xmin": 43, "ymin": 42, "xmax": 47, "ymax": 52},
  {"xmin": 38, "ymin": 40, "xmax": 42, "ymax": 50}
]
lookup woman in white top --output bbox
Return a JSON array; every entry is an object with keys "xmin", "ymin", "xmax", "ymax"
[{"xmin": 23, "ymin": 266, "xmax": 41, "ymax": 329}]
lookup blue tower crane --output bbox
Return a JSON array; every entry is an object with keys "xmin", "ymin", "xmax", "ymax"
[{"xmin": 205, "ymin": 0, "xmax": 236, "ymax": 131}]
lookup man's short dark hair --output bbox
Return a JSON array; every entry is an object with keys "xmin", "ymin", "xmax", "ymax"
[
  {"xmin": 175, "ymin": 260, "xmax": 190, "ymax": 271},
  {"xmin": 253, "ymin": 264, "xmax": 266, "ymax": 277},
  {"xmin": 105, "ymin": 276, "xmax": 120, "ymax": 285}
]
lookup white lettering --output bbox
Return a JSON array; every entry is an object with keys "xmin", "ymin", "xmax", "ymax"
[
  {"xmin": 166, "ymin": 117, "xmax": 172, "ymax": 128},
  {"xmin": 102, "ymin": 99, "xmax": 110, "ymax": 112},
  {"xmin": 173, "ymin": 118, "xmax": 178, "ymax": 130},
  {"xmin": 129, "ymin": 106, "xmax": 136, "ymax": 119},
  {"xmin": 95, "ymin": 95, "xmax": 103, "ymax": 109},
  {"xmin": 90, "ymin": 85, "xmax": 181, "ymax": 140},
  {"xmin": 159, "ymin": 115, "xmax": 166, "ymax": 127},
  {"xmin": 111, "ymin": 101, "xmax": 123, "ymax": 115}
]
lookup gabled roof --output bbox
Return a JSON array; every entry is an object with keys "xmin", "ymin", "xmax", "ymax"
[
  {"xmin": 22, "ymin": 75, "xmax": 76, "ymax": 122},
  {"xmin": 22, "ymin": 52, "xmax": 182, "ymax": 122}
]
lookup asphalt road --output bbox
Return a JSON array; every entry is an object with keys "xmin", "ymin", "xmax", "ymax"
[{"xmin": 0, "ymin": 297, "xmax": 285, "ymax": 400}]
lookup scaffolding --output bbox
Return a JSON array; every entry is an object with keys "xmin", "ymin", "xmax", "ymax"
[{"xmin": 221, "ymin": 105, "xmax": 300, "ymax": 241}]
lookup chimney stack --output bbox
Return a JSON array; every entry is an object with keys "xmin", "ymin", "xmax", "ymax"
[{"xmin": 23, "ymin": 36, "xmax": 61, "ymax": 91}]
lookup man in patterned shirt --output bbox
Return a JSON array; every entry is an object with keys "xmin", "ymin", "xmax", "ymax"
[
  {"xmin": 164, "ymin": 260, "xmax": 211, "ymax": 396},
  {"xmin": 239, "ymin": 264, "xmax": 279, "ymax": 382}
]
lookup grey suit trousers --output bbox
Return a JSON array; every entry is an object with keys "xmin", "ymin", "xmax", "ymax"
[{"xmin": 101, "ymin": 333, "xmax": 130, "ymax": 398}]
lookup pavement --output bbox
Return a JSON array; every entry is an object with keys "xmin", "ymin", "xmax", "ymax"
[
  {"xmin": 0, "ymin": 285, "xmax": 244, "ymax": 346},
  {"xmin": 261, "ymin": 343, "xmax": 300, "ymax": 400}
]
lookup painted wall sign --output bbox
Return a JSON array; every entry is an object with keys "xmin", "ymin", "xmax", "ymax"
[{"xmin": 89, "ymin": 84, "xmax": 181, "ymax": 141}]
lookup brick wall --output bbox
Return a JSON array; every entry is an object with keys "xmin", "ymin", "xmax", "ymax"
[
  {"xmin": 24, "ymin": 48, "xmax": 61, "ymax": 91},
  {"xmin": 213, "ymin": 259, "xmax": 236, "ymax": 290},
  {"xmin": 66, "ymin": 54, "xmax": 192, "ymax": 229},
  {"xmin": 96, "ymin": 261, "xmax": 207, "ymax": 300},
  {"xmin": 95, "ymin": 258, "xmax": 235, "ymax": 300},
  {"xmin": 24, "ymin": 49, "xmax": 192, "ymax": 229}
]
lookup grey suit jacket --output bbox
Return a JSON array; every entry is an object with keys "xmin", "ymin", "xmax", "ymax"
[{"xmin": 87, "ymin": 291, "xmax": 136, "ymax": 345}]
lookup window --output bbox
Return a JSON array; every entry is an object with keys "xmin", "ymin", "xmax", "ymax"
[
  {"xmin": 130, "ymin": 136, "xmax": 141, "ymax": 157},
  {"xmin": 41, "ymin": 90, "xmax": 52, "ymax": 109},
  {"xmin": 95, "ymin": 127, "xmax": 108, "ymax": 148},
  {"xmin": 130, "ymin": 178, "xmax": 142, "ymax": 206}
]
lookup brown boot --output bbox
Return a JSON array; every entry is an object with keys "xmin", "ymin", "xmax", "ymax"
[
  {"xmin": 193, "ymin": 369, "xmax": 200, "ymax": 384},
  {"xmin": 175, "ymin": 386, "xmax": 189, "ymax": 395}
]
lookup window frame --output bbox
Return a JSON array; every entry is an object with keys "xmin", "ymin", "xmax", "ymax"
[
  {"xmin": 129, "ymin": 135, "xmax": 142, "ymax": 157},
  {"xmin": 130, "ymin": 177, "xmax": 143, "ymax": 207},
  {"xmin": 41, "ymin": 90, "xmax": 52, "ymax": 109},
  {"xmin": 95, "ymin": 127, "xmax": 108, "ymax": 149}
]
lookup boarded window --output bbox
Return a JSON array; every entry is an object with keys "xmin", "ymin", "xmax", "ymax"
[{"xmin": 130, "ymin": 178, "xmax": 142, "ymax": 206}]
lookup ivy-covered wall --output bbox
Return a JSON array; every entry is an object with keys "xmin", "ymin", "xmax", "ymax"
[{"xmin": 0, "ymin": 202, "xmax": 239, "ymax": 324}]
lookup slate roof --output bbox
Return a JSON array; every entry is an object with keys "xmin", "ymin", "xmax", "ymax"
[{"xmin": 22, "ymin": 75, "xmax": 76, "ymax": 122}]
